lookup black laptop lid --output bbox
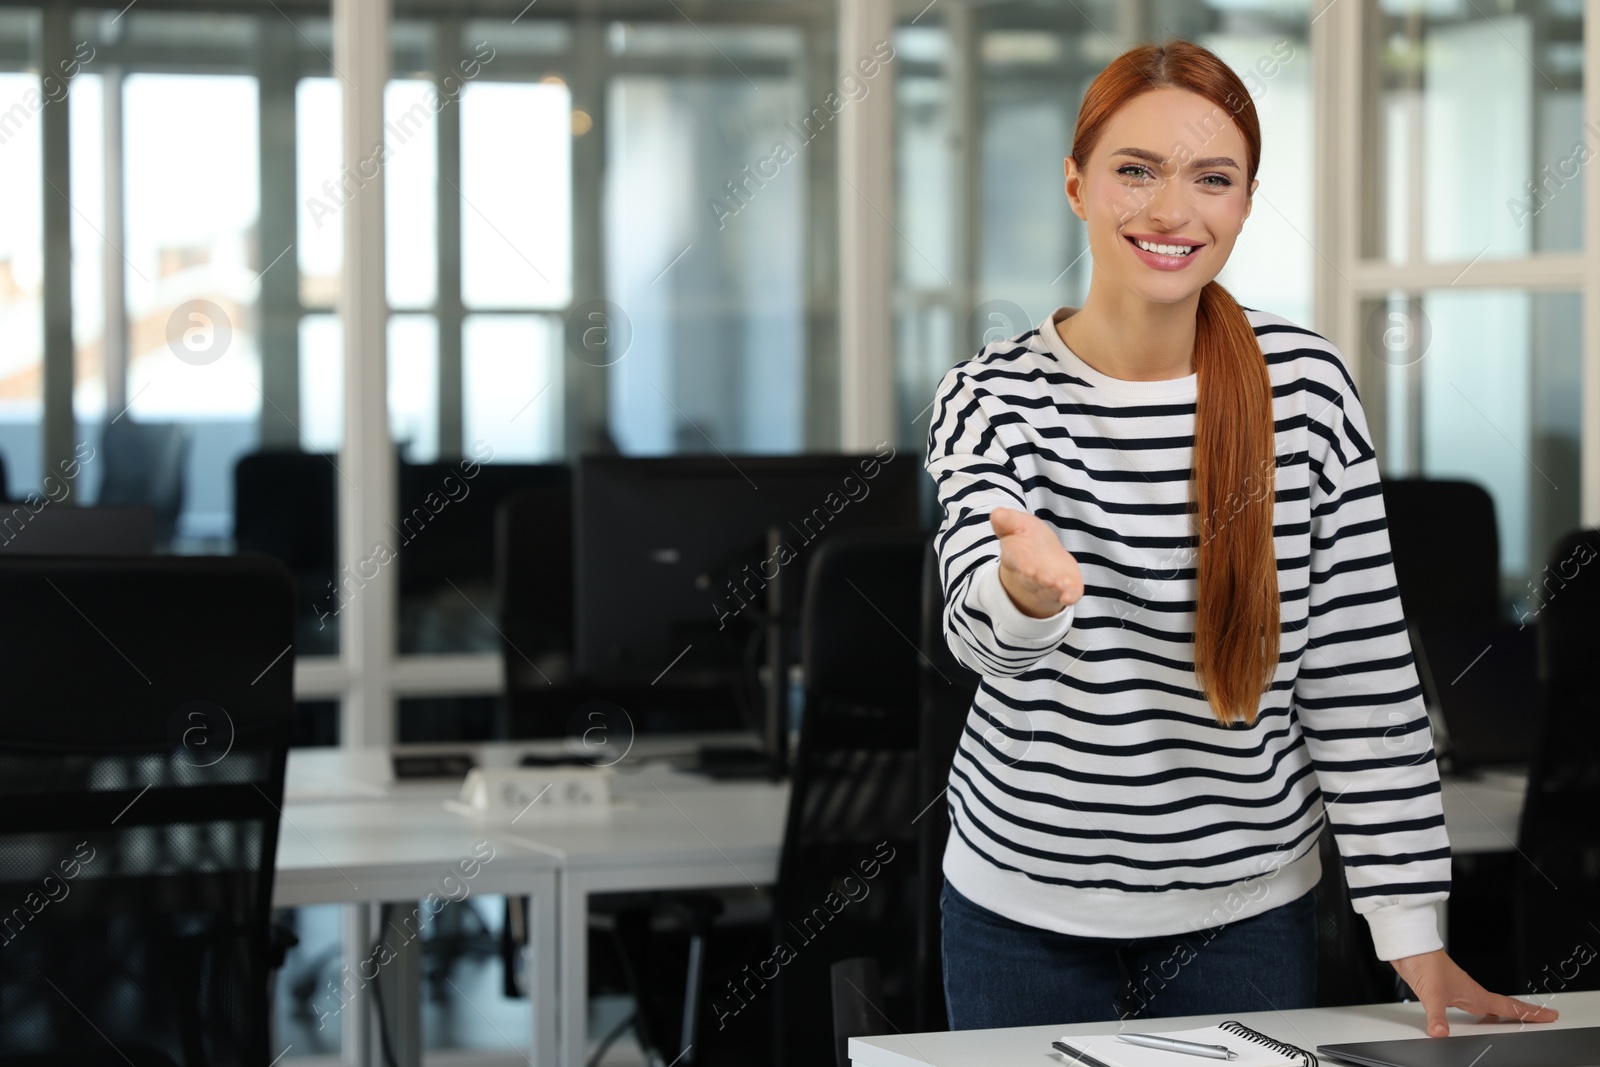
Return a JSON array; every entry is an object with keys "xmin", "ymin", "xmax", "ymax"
[{"xmin": 1320, "ymin": 1025, "xmax": 1600, "ymax": 1067}]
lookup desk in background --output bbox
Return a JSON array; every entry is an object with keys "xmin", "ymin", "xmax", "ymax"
[
  {"xmin": 278, "ymin": 740, "xmax": 785, "ymax": 1067},
  {"xmin": 273, "ymin": 788, "xmax": 561, "ymax": 1067},
  {"xmin": 849, "ymin": 989, "xmax": 1600, "ymax": 1066}
]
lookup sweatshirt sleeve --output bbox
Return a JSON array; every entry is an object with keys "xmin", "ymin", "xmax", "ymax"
[
  {"xmin": 1293, "ymin": 371, "xmax": 1452, "ymax": 961},
  {"xmin": 925, "ymin": 361, "xmax": 1074, "ymax": 678}
]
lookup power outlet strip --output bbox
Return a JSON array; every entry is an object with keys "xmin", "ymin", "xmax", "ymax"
[{"xmin": 448, "ymin": 767, "xmax": 612, "ymax": 821}]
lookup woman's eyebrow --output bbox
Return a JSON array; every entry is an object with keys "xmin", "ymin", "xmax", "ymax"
[
  {"xmin": 1111, "ymin": 147, "xmax": 1166, "ymax": 164},
  {"xmin": 1110, "ymin": 147, "xmax": 1242, "ymax": 170}
]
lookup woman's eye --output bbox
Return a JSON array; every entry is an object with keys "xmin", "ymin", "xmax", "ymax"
[
  {"xmin": 1200, "ymin": 174, "xmax": 1233, "ymax": 188},
  {"xmin": 1117, "ymin": 164, "xmax": 1152, "ymax": 181}
]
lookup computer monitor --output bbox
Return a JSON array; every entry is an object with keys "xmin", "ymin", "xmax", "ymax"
[
  {"xmin": 0, "ymin": 504, "xmax": 155, "ymax": 556},
  {"xmin": 574, "ymin": 452, "xmax": 920, "ymax": 760}
]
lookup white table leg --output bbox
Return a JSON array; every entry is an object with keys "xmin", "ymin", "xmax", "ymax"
[
  {"xmin": 343, "ymin": 902, "xmax": 376, "ymax": 1067},
  {"xmin": 559, "ymin": 871, "xmax": 591, "ymax": 1067},
  {"xmin": 529, "ymin": 870, "xmax": 560, "ymax": 1067}
]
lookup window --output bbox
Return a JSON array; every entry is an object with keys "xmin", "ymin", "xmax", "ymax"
[{"xmin": 1353, "ymin": 0, "xmax": 1586, "ymax": 612}]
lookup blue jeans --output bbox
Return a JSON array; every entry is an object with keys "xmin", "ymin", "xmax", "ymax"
[{"xmin": 941, "ymin": 880, "xmax": 1318, "ymax": 1029}]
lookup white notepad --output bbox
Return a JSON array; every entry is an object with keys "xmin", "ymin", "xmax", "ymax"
[{"xmin": 1055, "ymin": 1022, "xmax": 1313, "ymax": 1067}]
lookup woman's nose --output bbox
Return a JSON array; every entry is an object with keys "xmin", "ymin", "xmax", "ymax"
[{"xmin": 1144, "ymin": 176, "xmax": 1191, "ymax": 228}]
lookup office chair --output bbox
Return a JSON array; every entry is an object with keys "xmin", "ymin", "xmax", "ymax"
[
  {"xmin": 782, "ymin": 530, "xmax": 925, "ymax": 1067},
  {"xmin": 912, "ymin": 535, "xmax": 979, "ymax": 1034},
  {"xmin": 494, "ymin": 475, "xmax": 576, "ymax": 735},
  {"xmin": 491, "ymin": 476, "xmax": 731, "ymax": 1062},
  {"xmin": 397, "ymin": 460, "xmax": 566, "ymax": 656},
  {"xmin": 0, "ymin": 505, "xmax": 155, "ymax": 556},
  {"xmin": 234, "ymin": 450, "xmax": 338, "ymax": 656},
  {"xmin": 1379, "ymin": 478, "xmax": 1501, "ymax": 632},
  {"xmin": 98, "ymin": 421, "xmax": 190, "ymax": 548},
  {"xmin": 0, "ymin": 555, "xmax": 296, "ymax": 1066},
  {"xmin": 1378, "ymin": 477, "xmax": 1540, "ymax": 773},
  {"xmin": 1513, "ymin": 527, "xmax": 1600, "ymax": 994}
]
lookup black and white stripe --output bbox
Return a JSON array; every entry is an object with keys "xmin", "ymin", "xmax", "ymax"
[{"xmin": 926, "ymin": 305, "xmax": 1450, "ymax": 961}]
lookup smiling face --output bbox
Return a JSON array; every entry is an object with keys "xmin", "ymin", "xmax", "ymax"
[{"xmin": 1065, "ymin": 87, "xmax": 1257, "ymax": 306}]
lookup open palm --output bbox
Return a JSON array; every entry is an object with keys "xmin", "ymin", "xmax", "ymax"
[{"xmin": 991, "ymin": 506, "xmax": 1085, "ymax": 619}]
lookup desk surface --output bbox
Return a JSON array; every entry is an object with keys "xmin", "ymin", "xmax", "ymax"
[
  {"xmin": 272, "ymin": 792, "xmax": 561, "ymax": 906},
  {"xmin": 275, "ymin": 743, "xmax": 788, "ymax": 905},
  {"xmin": 849, "ymin": 990, "xmax": 1600, "ymax": 1066}
]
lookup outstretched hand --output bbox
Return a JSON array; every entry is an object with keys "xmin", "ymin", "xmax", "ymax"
[
  {"xmin": 990, "ymin": 506, "xmax": 1084, "ymax": 619},
  {"xmin": 1390, "ymin": 949, "xmax": 1559, "ymax": 1036}
]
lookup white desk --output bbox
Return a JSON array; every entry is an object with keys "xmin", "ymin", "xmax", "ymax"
[
  {"xmin": 849, "ymin": 989, "xmax": 1600, "ymax": 1066},
  {"xmin": 275, "ymin": 745, "xmax": 1526, "ymax": 1067},
  {"xmin": 277, "ymin": 744, "xmax": 784, "ymax": 1067},
  {"xmin": 274, "ymin": 788, "xmax": 561, "ymax": 1067},
  {"xmin": 503, "ymin": 765, "xmax": 788, "ymax": 1067}
]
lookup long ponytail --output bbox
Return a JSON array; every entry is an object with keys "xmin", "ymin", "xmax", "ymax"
[
  {"xmin": 1192, "ymin": 280, "xmax": 1279, "ymax": 725},
  {"xmin": 1071, "ymin": 41, "xmax": 1279, "ymax": 726}
]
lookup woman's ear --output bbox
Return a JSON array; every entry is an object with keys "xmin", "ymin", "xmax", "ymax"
[
  {"xmin": 1242, "ymin": 176, "xmax": 1259, "ymax": 222},
  {"xmin": 1063, "ymin": 156, "xmax": 1088, "ymax": 221}
]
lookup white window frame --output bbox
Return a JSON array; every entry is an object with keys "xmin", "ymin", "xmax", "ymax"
[{"xmin": 1310, "ymin": 0, "xmax": 1599, "ymax": 528}]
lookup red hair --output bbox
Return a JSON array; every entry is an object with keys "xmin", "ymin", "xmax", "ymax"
[{"xmin": 1071, "ymin": 40, "xmax": 1277, "ymax": 727}]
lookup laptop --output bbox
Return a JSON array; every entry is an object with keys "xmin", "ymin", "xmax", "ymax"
[
  {"xmin": 1411, "ymin": 622, "xmax": 1539, "ymax": 773},
  {"xmin": 1320, "ymin": 1025, "xmax": 1600, "ymax": 1066}
]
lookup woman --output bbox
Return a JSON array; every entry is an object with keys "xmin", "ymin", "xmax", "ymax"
[{"xmin": 926, "ymin": 39, "xmax": 1557, "ymax": 1038}]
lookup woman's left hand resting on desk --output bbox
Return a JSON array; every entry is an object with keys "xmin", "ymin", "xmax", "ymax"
[{"xmin": 1390, "ymin": 948, "xmax": 1558, "ymax": 1036}]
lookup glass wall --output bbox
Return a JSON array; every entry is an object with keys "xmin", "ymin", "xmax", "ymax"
[
  {"xmin": 605, "ymin": 25, "xmax": 807, "ymax": 455},
  {"xmin": 2, "ymin": 0, "xmax": 843, "ymax": 699},
  {"xmin": 0, "ymin": 12, "xmax": 349, "ymax": 662},
  {"xmin": 1365, "ymin": 0, "xmax": 1584, "ymax": 263},
  {"xmin": 0, "ymin": 11, "xmax": 44, "ymax": 504},
  {"xmin": 1360, "ymin": 0, "xmax": 1585, "ymax": 612}
]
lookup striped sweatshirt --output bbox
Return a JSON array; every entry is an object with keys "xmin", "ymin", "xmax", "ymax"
[{"xmin": 927, "ymin": 304, "xmax": 1451, "ymax": 962}]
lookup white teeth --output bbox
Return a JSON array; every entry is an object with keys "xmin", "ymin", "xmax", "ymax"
[{"xmin": 1134, "ymin": 238, "xmax": 1195, "ymax": 256}]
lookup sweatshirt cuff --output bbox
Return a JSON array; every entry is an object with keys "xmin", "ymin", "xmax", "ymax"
[
  {"xmin": 1363, "ymin": 900, "xmax": 1444, "ymax": 961},
  {"xmin": 972, "ymin": 557, "xmax": 1075, "ymax": 647}
]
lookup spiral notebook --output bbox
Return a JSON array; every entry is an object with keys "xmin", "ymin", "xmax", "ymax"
[{"xmin": 1054, "ymin": 1019, "xmax": 1317, "ymax": 1067}]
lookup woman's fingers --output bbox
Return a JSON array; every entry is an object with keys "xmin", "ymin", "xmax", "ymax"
[
  {"xmin": 989, "ymin": 506, "xmax": 1026, "ymax": 537},
  {"xmin": 1475, "ymin": 994, "xmax": 1558, "ymax": 1024},
  {"xmin": 992, "ymin": 506, "xmax": 1080, "ymax": 605},
  {"xmin": 1421, "ymin": 994, "xmax": 1449, "ymax": 1038}
]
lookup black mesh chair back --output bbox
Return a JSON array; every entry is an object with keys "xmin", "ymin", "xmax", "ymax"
[
  {"xmin": 1514, "ymin": 527, "xmax": 1600, "ymax": 992},
  {"xmin": 98, "ymin": 422, "xmax": 190, "ymax": 548},
  {"xmin": 397, "ymin": 461, "xmax": 567, "ymax": 658},
  {"xmin": 776, "ymin": 531, "xmax": 925, "ymax": 1067},
  {"xmin": 0, "ymin": 506, "xmax": 154, "ymax": 557},
  {"xmin": 0, "ymin": 556, "xmax": 295, "ymax": 1066},
  {"xmin": 914, "ymin": 536, "xmax": 978, "ymax": 1031},
  {"xmin": 397, "ymin": 461, "xmax": 566, "ymax": 598},
  {"xmin": 234, "ymin": 451, "xmax": 337, "ymax": 654},
  {"xmin": 494, "ymin": 476, "xmax": 575, "ymax": 719},
  {"xmin": 1379, "ymin": 478, "xmax": 1500, "ymax": 631}
]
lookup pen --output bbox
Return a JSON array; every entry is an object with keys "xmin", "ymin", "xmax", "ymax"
[
  {"xmin": 1116, "ymin": 1032, "xmax": 1239, "ymax": 1060},
  {"xmin": 1051, "ymin": 1040, "xmax": 1116, "ymax": 1067}
]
